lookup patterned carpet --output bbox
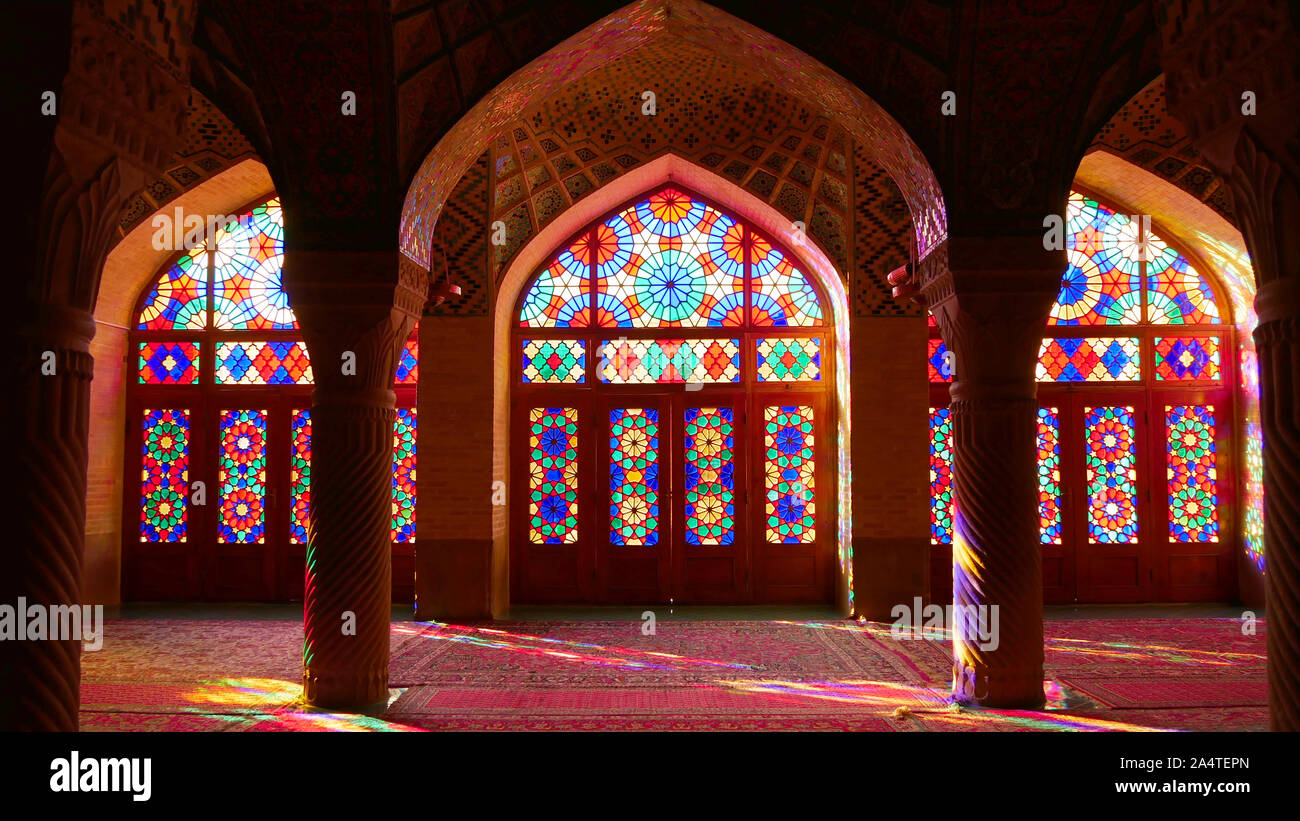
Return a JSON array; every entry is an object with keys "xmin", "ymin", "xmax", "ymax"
[{"xmin": 76, "ymin": 616, "xmax": 1269, "ymax": 731}]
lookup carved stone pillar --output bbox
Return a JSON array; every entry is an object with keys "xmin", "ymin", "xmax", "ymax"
[
  {"xmin": 1157, "ymin": 0, "xmax": 1300, "ymax": 730},
  {"xmin": 0, "ymin": 304, "xmax": 96, "ymax": 731},
  {"xmin": 918, "ymin": 236, "xmax": 1064, "ymax": 708},
  {"xmin": 289, "ymin": 250, "xmax": 425, "ymax": 708}
]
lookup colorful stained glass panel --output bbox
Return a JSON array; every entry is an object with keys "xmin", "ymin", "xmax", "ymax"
[
  {"xmin": 1146, "ymin": 239, "xmax": 1221, "ymax": 325},
  {"xmin": 137, "ymin": 247, "xmax": 208, "ymax": 330},
  {"xmin": 929, "ymin": 408, "xmax": 953, "ymax": 546},
  {"xmin": 1037, "ymin": 408, "xmax": 1061, "ymax": 545},
  {"xmin": 599, "ymin": 338, "xmax": 740, "ymax": 384},
  {"xmin": 594, "ymin": 188, "xmax": 746, "ymax": 327},
  {"xmin": 1155, "ymin": 336, "xmax": 1221, "ymax": 381},
  {"xmin": 1037, "ymin": 337, "xmax": 1140, "ymax": 382},
  {"xmin": 1049, "ymin": 193, "xmax": 1143, "ymax": 325},
  {"xmin": 685, "ymin": 407, "xmax": 735, "ymax": 545},
  {"xmin": 522, "ymin": 339, "xmax": 586, "ymax": 383},
  {"xmin": 609, "ymin": 408, "xmax": 660, "ymax": 545},
  {"xmin": 392, "ymin": 409, "xmax": 417, "ymax": 543},
  {"xmin": 756, "ymin": 337, "xmax": 821, "ymax": 381},
  {"xmin": 215, "ymin": 341, "xmax": 313, "ymax": 385},
  {"xmin": 529, "ymin": 407, "xmax": 579, "ymax": 544},
  {"xmin": 750, "ymin": 234, "xmax": 824, "ymax": 326},
  {"xmin": 928, "ymin": 339, "xmax": 952, "ymax": 383},
  {"xmin": 211, "ymin": 199, "xmax": 296, "ymax": 330},
  {"xmin": 395, "ymin": 328, "xmax": 419, "ymax": 384},
  {"xmin": 1085, "ymin": 406, "xmax": 1138, "ymax": 544},
  {"xmin": 1166, "ymin": 405, "xmax": 1219, "ymax": 543},
  {"xmin": 138, "ymin": 342, "xmax": 200, "ymax": 384},
  {"xmin": 290, "ymin": 410, "xmax": 311, "ymax": 545},
  {"xmin": 520, "ymin": 238, "xmax": 592, "ymax": 327},
  {"xmin": 217, "ymin": 409, "xmax": 267, "ymax": 544},
  {"xmin": 764, "ymin": 405, "xmax": 816, "ymax": 543},
  {"xmin": 140, "ymin": 409, "xmax": 189, "ymax": 542}
]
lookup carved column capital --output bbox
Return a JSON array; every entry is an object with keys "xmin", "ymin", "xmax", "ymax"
[
  {"xmin": 285, "ymin": 248, "xmax": 424, "ymax": 395},
  {"xmin": 919, "ymin": 234, "xmax": 1065, "ymax": 398}
]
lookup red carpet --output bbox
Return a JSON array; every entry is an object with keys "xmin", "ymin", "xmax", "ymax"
[{"xmin": 77, "ymin": 616, "xmax": 1268, "ymax": 731}]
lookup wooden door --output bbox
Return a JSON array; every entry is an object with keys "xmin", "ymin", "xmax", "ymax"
[
  {"xmin": 599, "ymin": 396, "xmax": 672, "ymax": 603},
  {"xmin": 1150, "ymin": 392, "xmax": 1235, "ymax": 601},
  {"xmin": 1070, "ymin": 393, "xmax": 1154, "ymax": 602},
  {"xmin": 675, "ymin": 395, "xmax": 750, "ymax": 602},
  {"xmin": 751, "ymin": 394, "xmax": 832, "ymax": 603},
  {"xmin": 202, "ymin": 397, "xmax": 287, "ymax": 600},
  {"xmin": 511, "ymin": 398, "xmax": 593, "ymax": 603}
]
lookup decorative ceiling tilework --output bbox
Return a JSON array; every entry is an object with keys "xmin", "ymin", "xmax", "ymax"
[
  {"xmin": 1089, "ymin": 75, "xmax": 1233, "ymax": 223},
  {"xmin": 428, "ymin": 151, "xmax": 490, "ymax": 317},
  {"xmin": 483, "ymin": 38, "xmax": 873, "ymax": 285},
  {"xmin": 853, "ymin": 142, "xmax": 918, "ymax": 318},
  {"xmin": 117, "ymin": 89, "xmax": 260, "ymax": 238}
]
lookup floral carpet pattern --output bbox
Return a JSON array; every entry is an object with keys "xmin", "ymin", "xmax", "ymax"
[{"xmin": 76, "ymin": 616, "xmax": 1268, "ymax": 732}]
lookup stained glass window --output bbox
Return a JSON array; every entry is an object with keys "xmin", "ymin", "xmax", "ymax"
[
  {"xmin": 756, "ymin": 337, "xmax": 821, "ymax": 382},
  {"xmin": 764, "ymin": 405, "xmax": 816, "ymax": 543},
  {"xmin": 129, "ymin": 196, "xmax": 420, "ymax": 580},
  {"xmin": 510, "ymin": 188, "xmax": 831, "ymax": 576},
  {"xmin": 609, "ymin": 408, "xmax": 660, "ymax": 545},
  {"xmin": 217, "ymin": 409, "xmax": 267, "ymax": 544},
  {"xmin": 1147, "ymin": 238, "xmax": 1220, "ymax": 325},
  {"xmin": 928, "ymin": 339, "xmax": 951, "ymax": 383},
  {"xmin": 392, "ymin": 409, "xmax": 417, "ymax": 543},
  {"xmin": 750, "ymin": 235, "xmax": 824, "ymax": 326},
  {"xmin": 598, "ymin": 338, "xmax": 740, "ymax": 384},
  {"xmin": 1085, "ymin": 406, "xmax": 1138, "ymax": 544},
  {"xmin": 1037, "ymin": 408, "xmax": 1061, "ymax": 545},
  {"xmin": 211, "ymin": 199, "xmax": 295, "ymax": 330},
  {"xmin": 929, "ymin": 408, "xmax": 953, "ymax": 546},
  {"xmin": 529, "ymin": 407, "xmax": 579, "ymax": 544},
  {"xmin": 521, "ymin": 237, "xmax": 593, "ymax": 328},
  {"xmin": 1037, "ymin": 338, "xmax": 1141, "ymax": 382},
  {"xmin": 137, "ymin": 247, "xmax": 208, "ymax": 330},
  {"xmin": 1167, "ymin": 405, "xmax": 1219, "ymax": 543},
  {"xmin": 290, "ymin": 410, "xmax": 311, "ymax": 545},
  {"xmin": 138, "ymin": 342, "xmax": 200, "ymax": 384},
  {"xmin": 1155, "ymin": 336, "xmax": 1220, "ymax": 381},
  {"xmin": 1049, "ymin": 193, "xmax": 1143, "ymax": 325},
  {"xmin": 518, "ymin": 187, "xmax": 825, "ymax": 330},
  {"xmin": 684, "ymin": 407, "xmax": 736, "ymax": 545},
  {"xmin": 136, "ymin": 198, "xmax": 301, "ymax": 334},
  {"xmin": 140, "ymin": 409, "xmax": 189, "ymax": 542},
  {"xmin": 595, "ymin": 189, "xmax": 745, "ymax": 328},
  {"xmin": 522, "ymin": 339, "xmax": 586, "ymax": 383},
  {"xmin": 214, "ymin": 341, "xmax": 313, "ymax": 385}
]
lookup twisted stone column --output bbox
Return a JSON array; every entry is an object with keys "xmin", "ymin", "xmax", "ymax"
[
  {"xmin": 302, "ymin": 384, "xmax": 398, "ymax": 706},
  {"xmin": 1157, "ymin": 0, "xmax": 1300, "ymax": 731},
  {"xmin": 1256, "ymin": 288, "xmax": 1300, "ymax": 731},
  {"xmin": 290, "ymin": 250, "xmax": 425, "ymax": 708},
  {"xmin": 919, "ymin": 237, "xmax": 1064, "ymax": 708},
  {"xmin": 0, "ymin": 307, "xmax": 95, "ymax": 731}
]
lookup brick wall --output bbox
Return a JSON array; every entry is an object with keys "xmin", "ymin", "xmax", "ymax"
[
  {"xmin": 85, "ymin": 322, "xmax": 128, "ymax": 604},
  {"xmin": 849, "ymin": 315, "xmax": 931, "ymax": 616}
]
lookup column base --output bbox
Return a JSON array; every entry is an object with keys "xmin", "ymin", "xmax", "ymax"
[
  {"xmin": 952, "ymin": 661, "xmax": 1046, "ymax": 709},
  {"xmin": 302, "ymin": 666, "xmax": 389, "ymax": 710}
]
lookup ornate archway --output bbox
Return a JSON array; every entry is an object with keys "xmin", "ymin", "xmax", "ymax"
[{"xmin": 501, "ymin": 178, "xmax": 851, "ymax": 606}]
